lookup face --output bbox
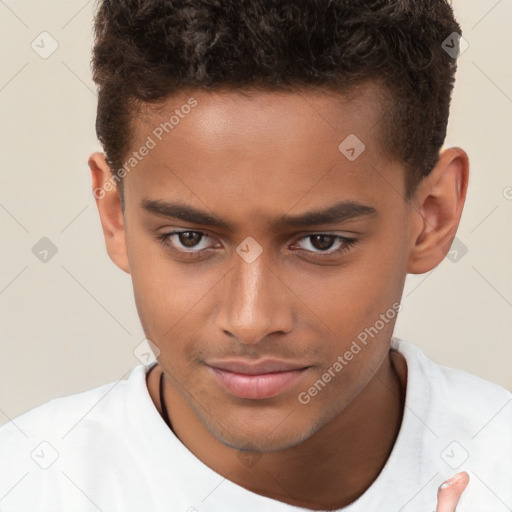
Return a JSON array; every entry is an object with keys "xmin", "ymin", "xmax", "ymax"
[{"xmin": 118, "ymin": 84, "xmax": 414, "ymax": 452}]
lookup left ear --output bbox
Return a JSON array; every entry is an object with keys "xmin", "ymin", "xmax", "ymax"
[{"xmin": 407, "ymin": 147, "xmax": 469, "ymax": 274}]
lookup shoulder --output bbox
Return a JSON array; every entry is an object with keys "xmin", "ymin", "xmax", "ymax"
[
  {"xmin": 390, "ymin": 338, "xmax": 512, "ymax": 507},
  {"xmin": 0, "ymin": 364, "xmax": 160, "ymax": 509},
  {"xmin": 0, "ymin": 364, "xmax": 149, "ymax": 463},
  {"xmin": 393, "ymin": 338, "xmax": 512, "ymax": 479},
  {"xmin": 392, "ymin": 336, "xmax": 512, "ymax": 446},
  {"xmin": 392, "ymin": 336, "xmax": 512, "ymax": 406},
  {"xmin": 2, "ymin": 370, "xmax": 128, "ymax": 433}
]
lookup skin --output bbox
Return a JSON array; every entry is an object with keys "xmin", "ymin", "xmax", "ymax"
[
  {"xmin": 89, "ymin": 82, "xmax": 469, "ymax": 510},
  {"xmin": 437, "ymin": 472, "xmax": 470, "ymax": 512}
]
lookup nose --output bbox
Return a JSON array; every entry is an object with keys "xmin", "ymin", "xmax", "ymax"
[{"xmin": 214, "ymin": 248, "xmax": 294, "ymax": 345}]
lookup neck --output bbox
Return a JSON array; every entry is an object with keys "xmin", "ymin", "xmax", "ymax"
[{"xmin": 147, "ymin": 349, "xmax": 407, "ymax": 510}]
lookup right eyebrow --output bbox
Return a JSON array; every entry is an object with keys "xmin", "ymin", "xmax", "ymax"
[{"xmin": 140, "ymin": 198, "xmax": 377, "ymax": 231}]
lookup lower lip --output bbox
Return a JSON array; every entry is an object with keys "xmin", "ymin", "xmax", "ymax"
[{"xmin": 209, "ymin": 367, "xmax": 308, "ymax": 399}]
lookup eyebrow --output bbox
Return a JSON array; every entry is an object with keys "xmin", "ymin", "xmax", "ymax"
[{"xmin": 141, "ymin": 198, "xmax": 377, "ymax": 230}]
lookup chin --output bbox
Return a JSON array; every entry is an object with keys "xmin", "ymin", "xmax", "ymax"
[
  {"xmin": 219, "ymin": 431, "xmax": 309, "ymax": 453},
  {"xmin": 201, "ymin": 413, "xmax": 321, "ymax": 454}
]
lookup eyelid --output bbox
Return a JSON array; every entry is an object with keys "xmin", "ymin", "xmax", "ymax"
[
  {"xmin": 163, "ymin": 229, "xmax": 217, "ymax": 251},
  {"xmin": 157, "ymin": 229, "xmax": 358, "ymax": 260},
  {"xmin": 291, "ymin": 233, "xmax": 357, "ymax": 255},
  {"xmin": 160, "ymin": 229, "xmax": 356, "ymax": 244}
]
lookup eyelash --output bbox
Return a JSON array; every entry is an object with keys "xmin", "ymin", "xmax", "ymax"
[{"xmin": 156, "ymin": 230, "xmax": 358, "ymax": 261}]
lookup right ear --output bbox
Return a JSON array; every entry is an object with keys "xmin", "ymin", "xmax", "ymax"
[{"xmin": 88, "ymin": 152, "xmax": 130, "ymax": 274}]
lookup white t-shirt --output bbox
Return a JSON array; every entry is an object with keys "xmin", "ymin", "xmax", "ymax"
[{"xmin": 1, "ymin": 337, "xmax": 511, "ymax": 512}]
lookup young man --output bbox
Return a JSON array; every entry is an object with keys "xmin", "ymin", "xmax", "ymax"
[{"xmin": 1, "ymin": 1, "xmax": 510, "ymax": 511}]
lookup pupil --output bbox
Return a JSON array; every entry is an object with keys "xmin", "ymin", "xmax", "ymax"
[
  {"xmin": 311, "ymin": 234, "xmax": 335, "ymax": 251},
  {"xmin": 180, "ymin": 232, "xmax": 201, "ymax": 248}
]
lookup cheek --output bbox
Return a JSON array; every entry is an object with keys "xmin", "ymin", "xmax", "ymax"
[
  {"xmin": 131, "ymin": 267, "xmax": 210, "ymax": 337},
  {"xmin": 354, "ymin": 223, "xmax": 409, "ymax": 313},
  {"xmin": 286, "ymin": 229, "xmax": 406, "ymax": 369},
  {"xmin": 288, "ymin": 256, "xmax": 402, "ymax": 335},
  {"xmin": 126, "ymin": 231, "xmax": 192, "ymax": 336},
  {"xmin": 127, "ymin": 238, "xmax": 226, "ymax": 362}
]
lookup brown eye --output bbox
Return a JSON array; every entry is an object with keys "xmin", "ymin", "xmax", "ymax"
[
  {"xmin": 295, "ymin": 234, "xmax": 354, "ymax": 254},
  {"xmin": 177, "ymin": 231, "xmax": 203, "ymax": 248},
  {"xmin": 291, "ymin": 233, "xmax": 358, "ymax": 260},
  {"xmin": 157, "ymin": 230, "xmax": 215, "ymax": 256},
  {"xmin": 308, "ymin": 234, "xmax": 337, "ymax": 251}
]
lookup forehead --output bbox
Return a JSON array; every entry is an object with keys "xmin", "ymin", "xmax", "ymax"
[
  {"xmin": 124, "ymin": 83, "xmax": 403, "ymax": 221},
  {"xmin": 134, "ymin": 81, "xmax": 388, "ymax": 150}
]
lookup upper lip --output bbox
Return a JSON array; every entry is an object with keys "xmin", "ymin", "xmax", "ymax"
[{"xmin": 206, "ymin": 359, "xmax": 309, "ymax": 375}]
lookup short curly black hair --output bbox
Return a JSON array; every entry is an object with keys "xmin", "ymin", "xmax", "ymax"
[{"xmin": 91, "ymin": 0, "xmax": 462, "ymax": 204}]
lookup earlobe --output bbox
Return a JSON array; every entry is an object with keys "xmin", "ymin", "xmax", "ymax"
[
  {"xmin": 407, "ymin": 148, "xmax": 469, "ymax": 274},
  {"xmin": 88, "ymin": 152, "xmax": 131, "ymax": 274}
]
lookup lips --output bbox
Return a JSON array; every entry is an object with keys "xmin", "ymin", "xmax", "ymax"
[
  {"xmin": 207, "ymin": 359, "xmax": 308, "ymax": 375},
  {"xmin": 206, "ymin": 359, "xmax": 310, "ymax": 399}
]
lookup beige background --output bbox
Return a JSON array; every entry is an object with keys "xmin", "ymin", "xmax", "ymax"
[{"xmin": 0, "ymin": 0, "xmax": 511, "ymax": 428}]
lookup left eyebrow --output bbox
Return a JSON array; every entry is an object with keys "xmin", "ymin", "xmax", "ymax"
[
  {"xmin": 275, "ymin": 200, "xmax": 377, "ymax": 228},
  {"xmin": 140, "ymin": 198, "xmax": 377, "ymax": 230}
]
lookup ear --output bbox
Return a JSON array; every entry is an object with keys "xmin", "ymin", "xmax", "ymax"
[
  {"xmin": 88, "ymin": 152, "xmax": 130, "ymax": 274},
  {"xmin": 407, "ymin": 147, "xmax": 469, "ymax": 274}
]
